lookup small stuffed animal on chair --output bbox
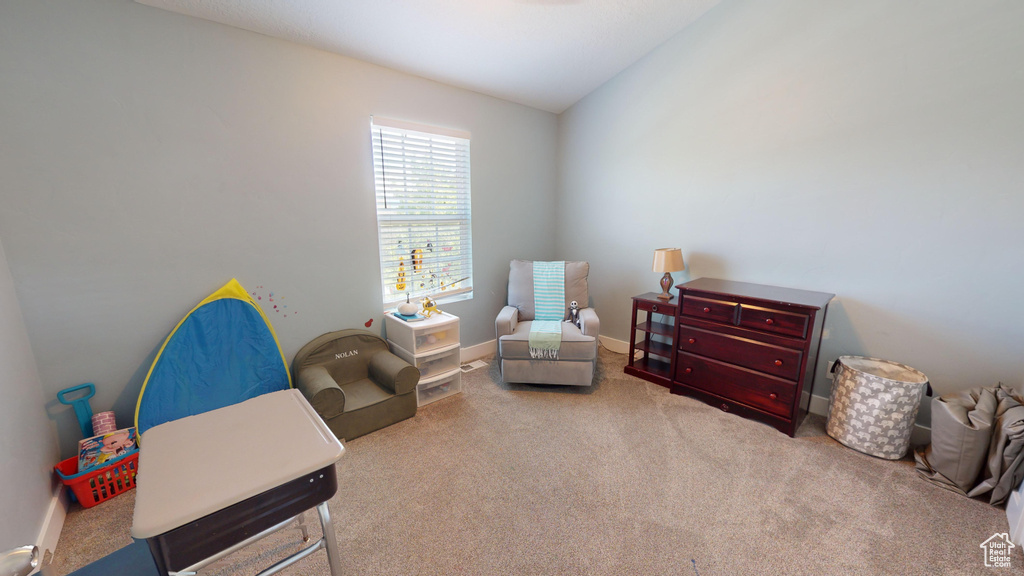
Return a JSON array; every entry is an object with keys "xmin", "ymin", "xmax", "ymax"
[{"xmin": 567, "ymin": 300, "xmax": 581, "ymax": 328}]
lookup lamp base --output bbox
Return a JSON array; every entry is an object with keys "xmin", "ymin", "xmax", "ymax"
[{"xmin": 657, "ymin": 272, "xmax": 674, "ymax": 300}]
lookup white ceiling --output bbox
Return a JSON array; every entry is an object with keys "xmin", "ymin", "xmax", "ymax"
[{"xmin": 135, "ymin": 0, "xmax": 721, "ymax": 113}]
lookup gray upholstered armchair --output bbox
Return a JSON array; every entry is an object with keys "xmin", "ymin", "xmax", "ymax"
[
  {"xmin": 495, "ymin": 260, "xmax": 599, "ymax": 386},
  {"xmin": 293, "ymin": 329, "xmax": 419, "ymax": 441}
]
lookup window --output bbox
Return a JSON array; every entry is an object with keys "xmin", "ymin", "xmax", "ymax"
[{"xmin": 371, "ymin": 117, "xmax": 473, "ymax": 308}]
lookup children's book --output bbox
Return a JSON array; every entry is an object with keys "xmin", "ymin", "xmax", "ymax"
[
  {"xmin": 392, "ymin": 311, "xmax": 425, "ymax": 322},
  {"xmin": 77, "ymin": 427, "xmax": 138, "ymax": 473}
]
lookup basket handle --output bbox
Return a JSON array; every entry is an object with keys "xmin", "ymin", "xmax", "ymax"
[
  {"xmin": 57, "ymin": 383, "xmax": 96, "ymax": 438},
  {"xmin": 57, "ymin": 383, "xmax": 95, "ymax": 405}
]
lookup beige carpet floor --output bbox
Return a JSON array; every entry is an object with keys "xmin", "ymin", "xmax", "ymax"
[{"xmin": 51, "ymin": 348, "xmax": 1019, "ymax": 575}]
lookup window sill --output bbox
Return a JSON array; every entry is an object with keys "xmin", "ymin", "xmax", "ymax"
[{"xmin": 384, "ymin": 290, "xmax": 472, "ymax": 312}]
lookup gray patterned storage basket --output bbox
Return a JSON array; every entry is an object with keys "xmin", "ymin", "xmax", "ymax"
[{"xmin": 826, "ymin": 356, "xmax": 929, "ymax": 460}]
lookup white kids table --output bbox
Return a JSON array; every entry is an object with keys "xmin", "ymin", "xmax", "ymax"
[{"xmin": 130, "ymin": 389, "xmax": 345, "ymax": 576}]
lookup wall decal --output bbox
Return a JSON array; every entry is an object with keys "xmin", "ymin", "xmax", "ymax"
[{"xmin": 250, "ymin": 285, "xmax": 296, "ymax": 320}]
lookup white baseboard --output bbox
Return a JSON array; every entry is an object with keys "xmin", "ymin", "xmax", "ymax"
[
  {"xmin": 34, "ymin": 481, "xmax": 68, "ymax": 572},
  {"xmin": 598, "ymin": 335, "xmax": 629, "ymax": 354},
  {"xmin": 808, "ymin": 393, "xmax": 931, "ymax": 445},
  {"xmin": 808, "ymin": 393, "xmax": 830, "ymax": 416},
  {"xmin": 461, "ymin": 339, "xmax": 496, "ymax": 362}
]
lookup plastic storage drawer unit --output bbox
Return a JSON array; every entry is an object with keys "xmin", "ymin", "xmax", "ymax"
[
  {"xmin": 384, "ymin": 310, "xmax": 463, "ymax": 407},
  {"xmin": 390, "ymin": 342, "xmax": 460, "ymax": 381},
  {"xmin": 384, "ymin": 311, "xmax": 459, "ymax": 355},
  {"xmin": 417, "ymin": 372, "xmax": 461, "ymax": 405}
]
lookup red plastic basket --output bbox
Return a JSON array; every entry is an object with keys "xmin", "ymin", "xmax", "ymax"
[{"xmin": 54, "ymin": 452, "xmax": 139, "ymax": 508}]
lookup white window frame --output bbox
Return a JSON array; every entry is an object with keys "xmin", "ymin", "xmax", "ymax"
[{"xmin": 370, "ymin": 117, "xmax": 473, "ymax": 309}]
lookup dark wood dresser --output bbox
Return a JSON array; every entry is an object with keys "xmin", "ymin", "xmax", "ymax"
[{"xmin": 671, "ymin": 278, "xmax": 833, "ymax": 437}]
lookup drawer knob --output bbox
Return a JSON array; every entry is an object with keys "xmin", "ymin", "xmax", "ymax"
[
  {"xmin": 684, "ymin": 367, "xmax": 692, "ymax": 374},
  {"xmin": 765, "ymin": 318, "xmax": 775, "ymax": 325},
  {"xmin": 774, "ymin": 360, "xmax": 783, "ymax": 367},
  {"xmin": 651, "ymin": 304, "xmax": 658, "ymax": 312},
  {"xmin": 770, "ymin": 393, "xmax": 778, "ymax": 400},
  {"xmin": 688, "ymin": 338, "xmax": 696, "ymax": 344},
  {"xmin": 720, "ymin": 403, "xmax": 729, "ymax": 412},
  {"xmin": 703, "ymin": 307, "xmax": 711, "ymax": 313}
]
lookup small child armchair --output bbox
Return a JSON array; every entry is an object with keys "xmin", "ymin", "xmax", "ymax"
[{"xmin": 293, "ymin": 329, "xmax": 419, "ymax": 441}]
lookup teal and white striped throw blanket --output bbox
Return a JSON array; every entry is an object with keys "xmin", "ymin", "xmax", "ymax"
[{"xmin": 529, "ymin": 261, "xmax": 565, "ymax": 359}]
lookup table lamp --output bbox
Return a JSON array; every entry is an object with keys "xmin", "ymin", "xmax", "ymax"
[{"xmin": 652, "ymin": 248, "xmax": 685, "ymax": 300}]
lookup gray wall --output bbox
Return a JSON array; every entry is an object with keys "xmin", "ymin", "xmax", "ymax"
[
  {"xmin": 0, "ymin": 0, "xmax": 558, "ymax": 460},
  {"xmin": 557, "ymin": 0, "xmax": 1024, "ymax": 409},
  {"xmin": 0, "ymin": 238, "xmax": 57, "ymax": 551}
]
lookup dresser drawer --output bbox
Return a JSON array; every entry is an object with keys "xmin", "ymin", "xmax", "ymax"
[
  {"xmin": 677, "ymin": 325, "xmax": 802, "ymax": 381},
  {"xmin": 675, "ymin": 352, "xmax": 795, "ymax": 417},
  {"xmin": 680, "ymin": 296, "xmax": 738, "ymax": 325},
  {"xmin": 635, "ymin": 298, "xmax": 677, "ymax": 316},
  {"xmin": 738, "ymin": 304, "xmax": 809, "ymax": 339}
]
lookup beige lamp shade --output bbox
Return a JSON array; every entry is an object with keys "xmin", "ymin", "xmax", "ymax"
[
  {"xmin": 652, "ymin": 248, "xmax": 684, "ymax": 300},
  {"xmin": 652, "ymin": 248, "xmax": 685, "ymax": 273}
]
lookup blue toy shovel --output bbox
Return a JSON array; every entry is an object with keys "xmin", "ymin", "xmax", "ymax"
[{"xmin": 57, "ymin": 383, "xmax": 97, "ymax": 439}]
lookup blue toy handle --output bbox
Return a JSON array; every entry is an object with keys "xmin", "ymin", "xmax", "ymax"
[{"xmin": 57, "ymin": 383, "xmax": 96, "ymax": 439}]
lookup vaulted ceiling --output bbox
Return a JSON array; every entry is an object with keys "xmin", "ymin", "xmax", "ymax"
[{"xmin": 135, "ymin": 0, "xmax": 721, "ymax": 113}]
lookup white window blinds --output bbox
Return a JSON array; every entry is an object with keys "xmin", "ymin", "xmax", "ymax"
[{"xmin": 371, "ymin": 117, "xmax": 473, "ymax": 307}]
